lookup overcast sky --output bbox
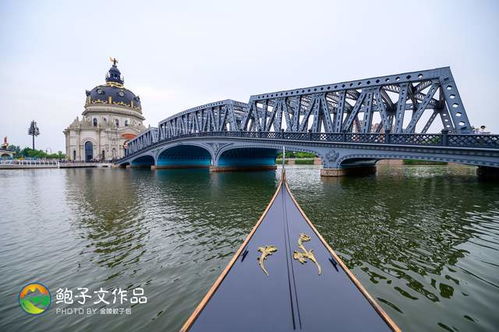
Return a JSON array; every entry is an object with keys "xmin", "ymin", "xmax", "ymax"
[{"xmin": 1, "ymin": 0, "xmax": 498, "ymax": 152}]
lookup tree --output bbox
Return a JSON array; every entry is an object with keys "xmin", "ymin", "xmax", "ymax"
[
  {"xmin": 17, "ymin": 147, "xmax": 66, "ymax": 159},
  {"xmin": 28, "ymin": 121, "xmax": 40, "ymax": 150},
  {"xmin": 7, "ymin": 144, "xmax": 21, "ymax": 154}
]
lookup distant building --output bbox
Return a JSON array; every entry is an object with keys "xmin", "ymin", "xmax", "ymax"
[
  {"xmin": 0, "ymin": 137, "xmax": 14, "ymax": 159},
  {"xmin": 63, "ymin": 59, "xmax": 146, "ymax": 161}
]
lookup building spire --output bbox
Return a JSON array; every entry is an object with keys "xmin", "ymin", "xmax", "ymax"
[{"xmin": 106, "ymin": 57, "xmax": 124, "ymax": 87}]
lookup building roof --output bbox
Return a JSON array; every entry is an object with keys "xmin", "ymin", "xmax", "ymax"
[{"xmin": 85, "ymin": 61, "xmax": 142, "ymax": 112}]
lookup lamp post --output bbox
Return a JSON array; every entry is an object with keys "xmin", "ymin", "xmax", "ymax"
[{"xmin": 28, "ymin": 121, "xmax": 40, "ymax": 150}]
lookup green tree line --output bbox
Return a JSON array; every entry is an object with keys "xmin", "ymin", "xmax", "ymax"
[
  {"xmin": 276, "ymin": 151, "xmax": 317, "ymax": 158},
  {"xmin": 3, "ymin": 145, "xmax": 66, "ymax": 159}
]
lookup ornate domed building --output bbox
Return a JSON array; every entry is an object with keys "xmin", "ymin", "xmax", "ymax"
[{"xmin": 64, "ymin": 59, "xmax": 146, "ymax": 161}]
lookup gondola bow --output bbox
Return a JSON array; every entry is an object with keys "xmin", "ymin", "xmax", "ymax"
[{"xmin": 181, "ymin": 172, "xmax": 401, "ymax": 332}]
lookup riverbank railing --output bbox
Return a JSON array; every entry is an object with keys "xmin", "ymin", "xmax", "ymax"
[
  {"xmin": 0, "ymin": 160, "xmax": 117, "ymax": 168},
  {"xmin": 0, "ymin": 159, "xmax": 60, "ymax": 166}
]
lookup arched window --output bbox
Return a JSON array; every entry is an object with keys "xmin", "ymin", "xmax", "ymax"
[
  {"xmin": 73, "ymin": 150, "xmax": 76, "ymax": 160},
  {"xmin": 93, "ymin": 118, "xmax": 98, "ymax": 127},
  {"xmin": 115, "ymin": 119, "xmax": 119, "ymax": 127},
  {"xmin": 124, "ymin": 120, "xmax": 128, "ymax": 127}
]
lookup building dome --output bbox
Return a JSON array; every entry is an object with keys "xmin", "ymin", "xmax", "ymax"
[
  {"xmin": 65, "ymin": 58, "xmax": 146, "ymax": 162},
  {"xmin": 85, "ymin": 59, "xmax": 142, "ymax": 112}
]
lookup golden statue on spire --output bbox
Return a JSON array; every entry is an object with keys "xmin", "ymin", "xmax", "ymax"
[{"xmin": 109, "ymin": 57, "xmax": 118, "ymax": 66}]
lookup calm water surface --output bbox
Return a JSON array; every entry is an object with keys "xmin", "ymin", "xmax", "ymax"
[{"xmin": 0, "ymin": 165, "xmax": 498, "ymax": 331}]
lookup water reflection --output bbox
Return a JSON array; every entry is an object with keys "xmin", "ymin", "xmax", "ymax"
[
  {"xmin": 287, "ymin": 165, "xmax": 499, "ymax": 331},
  {"xmin": 64, "ymin": 169, "xmax": 149, "ymax": 273},
  {"xmin": 148, "ymin": 169, "xmax": 278, "ymax": 263},
  {"xmin": 0, "ymin": 165, "xmax": 498, "ymax": 332}
]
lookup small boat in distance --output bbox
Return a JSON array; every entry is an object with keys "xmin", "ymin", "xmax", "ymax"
[{"xmin": 181, "ymin": 169, "xmax": 401, "ymax": 332}]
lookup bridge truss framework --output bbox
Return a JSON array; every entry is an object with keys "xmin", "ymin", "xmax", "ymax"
[{"xmin": 121, "ymin": 67, "xmax": 499, "ymax": 175}]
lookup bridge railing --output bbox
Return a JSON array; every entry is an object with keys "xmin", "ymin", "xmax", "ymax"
[
  {"xmin": 118, "ymin": 131, "xmax": 499, "ymax": 163},
  {"xmin": 447, "ymin": 134, "xmax": 498, "ymax": 148}
]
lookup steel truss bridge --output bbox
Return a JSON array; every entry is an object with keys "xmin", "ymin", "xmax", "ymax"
[{"xmin": 118, "ymin": 67, "xmax": 499, "ymax": 175}]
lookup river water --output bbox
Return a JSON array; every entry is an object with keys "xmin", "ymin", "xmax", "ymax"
[{"xmin": 0, "ymin": 165, "xmax": 498, "ymax": 331}]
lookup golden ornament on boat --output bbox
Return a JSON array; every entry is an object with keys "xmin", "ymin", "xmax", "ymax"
[
  {"xmin": 257, "ymin": 245, "xmax": 277, "ymax": 276},
  {"xmin": 293, "ymin": 233, "xmax": 321, "ymax": 275}
]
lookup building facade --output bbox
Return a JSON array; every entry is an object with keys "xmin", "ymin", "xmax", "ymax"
[
  {"xmin": 0, "ymin": 137, "xmax": 14, "ymax": 158},
  {"xmin": 64, "ymin": 59, "xmax": 146, "ymax": 161}
]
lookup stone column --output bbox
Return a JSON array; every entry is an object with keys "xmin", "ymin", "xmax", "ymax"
[
  {"xmin": 76, "ymin": 129, "xmax": 81, "ymax": 161},
  {"xmin": 97, "ymin": 127, "xmax": 101, "ymax": 161}
]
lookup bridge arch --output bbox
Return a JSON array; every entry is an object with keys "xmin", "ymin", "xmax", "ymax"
[
  {"xmin": 156, "ymin": 143, "xmax": 213, "ymax": 169},
  {"xmin": 215, "ymin": 146, "xmax": 278, "ymax": 171},
  {"xmin": 337, "ymin": 152, "xmax": 474, "ymax": 168},
  {"xmin": 130, "ymin": 154, "xmax": 156, "ymax": 168},
  {"xmin": 216, "ymin": 143, "xmax": 320, "ymax": 160},
  {"xmin": 214, "ymin": 143, "xmax": 325, "ymax": 171}
]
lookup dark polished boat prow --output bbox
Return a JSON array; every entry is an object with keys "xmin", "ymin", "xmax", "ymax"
[{"xmin": 181, "ymin": 170, "xmax": 401, "ymax": 332}]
